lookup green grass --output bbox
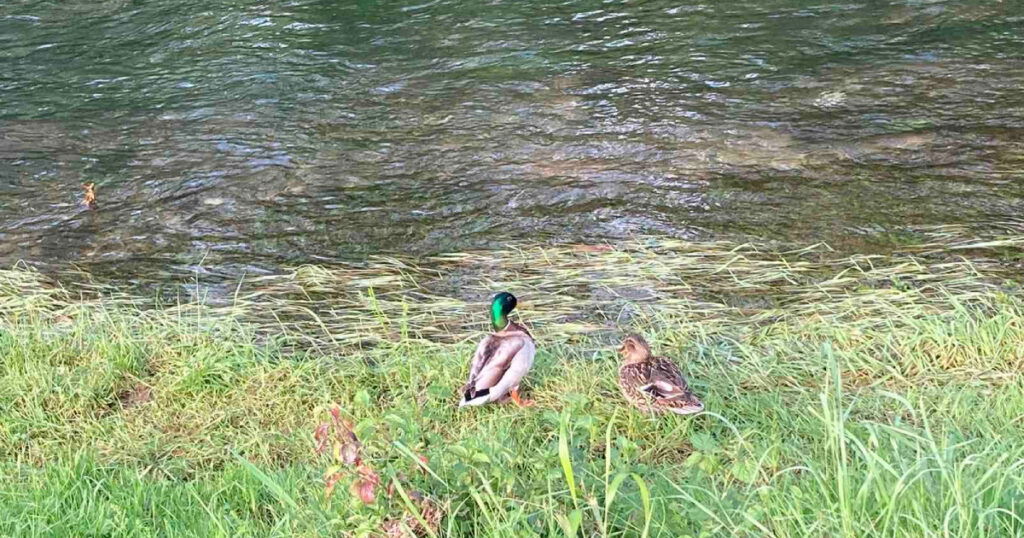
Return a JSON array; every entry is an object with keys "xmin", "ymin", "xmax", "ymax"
[{"xmin": 2, "ymin": 233, "xmax": 1024, "ymax": 537}]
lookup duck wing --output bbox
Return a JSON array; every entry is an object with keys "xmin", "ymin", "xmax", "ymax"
[
  {"xmin": 460, "ymin": 333, "xmax": 535, "ymax": 406},
  {"xmin": 638, "ymin": 357, "xmax": 703, "ymax": 413},
  {"xmin": 641, "ymin": 357, "xmax": 691, "ymax": 398},
  {"xmin": 463, "ymin": 334, "xmax": 499, "ymax": 390}
]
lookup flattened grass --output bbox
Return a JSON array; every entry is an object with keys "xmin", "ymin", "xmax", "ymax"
[{"xmin": 1, "ymin": 230, "xmax": 1023, "ymax": 536}]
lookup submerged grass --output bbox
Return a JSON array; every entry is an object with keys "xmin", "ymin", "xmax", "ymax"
[{"xmin": 1, "ymin": 229, "xmax": 1024, "ymax": 537}]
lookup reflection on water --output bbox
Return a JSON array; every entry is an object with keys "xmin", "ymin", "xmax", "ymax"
[{"xmin": 1, "ymin": 0, "xmax": 1023, "ymax": 282}]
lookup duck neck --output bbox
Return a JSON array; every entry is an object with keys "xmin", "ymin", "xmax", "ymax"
[
  {"xmin": 623, "ymin": 353, "xmax": 650, "ymax": 365},
  {"xmin": 491, "ymin": 302, "xmax": 509, "ymax": 332},
  {"xmin": 623, "ymin": 345, "xmax": 652, "ymax": 365}
]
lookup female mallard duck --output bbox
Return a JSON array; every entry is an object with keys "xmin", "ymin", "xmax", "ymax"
[
  {"xmin": 459, "ymin": 292, "xmax": 536, "ymax": 407},
  {"xmin": 618, "ymin": 334, "xmax": 703, "ymax": 415}
]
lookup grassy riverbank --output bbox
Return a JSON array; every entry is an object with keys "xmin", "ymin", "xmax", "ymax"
[{"xmin": 2, "ymin": 231, "xmax": 1024, "ymax": 537}]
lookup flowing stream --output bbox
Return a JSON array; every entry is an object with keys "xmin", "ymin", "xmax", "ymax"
[{"xmin": 2, "ymin": 0, "xmax": 1022, "ymax": 284}]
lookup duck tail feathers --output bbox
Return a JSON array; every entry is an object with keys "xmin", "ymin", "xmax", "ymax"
[{"xmin": 459, "ymin": 387, "xmax": 491, "ymax": 407}]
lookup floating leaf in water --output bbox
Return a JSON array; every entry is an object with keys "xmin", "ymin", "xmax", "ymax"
[{"xmin": 81, "ymin": 183, "xmax": 97, "ymax": 210}]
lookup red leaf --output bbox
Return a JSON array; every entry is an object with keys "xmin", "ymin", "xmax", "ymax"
[
  {"xmin": 321, "ymin": 406, "xmax": 362, "ymax": 465},
  {"xmin": 357, "ymin": 463, "xmax": 380, "ymax": 484},
  {"xmin": 313, "ymin": 423, "xmax": 330, "ymax": 455},
  {"xmin": 351, "ymin": 478, "xmax": 376, "ymax": 504}
]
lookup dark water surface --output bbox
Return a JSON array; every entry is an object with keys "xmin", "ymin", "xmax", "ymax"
[{"xmin": 2, "ymin": 0, "xmax": 1023, "ymax": 282}]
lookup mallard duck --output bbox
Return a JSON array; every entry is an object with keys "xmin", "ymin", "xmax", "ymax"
[
  {"xmin": 459, "ymin": 292, "xmax": 536, "ymax": 407},
  {"xmin": 618, "ymin": 334, "xmax": 703, "ymax": 415}
]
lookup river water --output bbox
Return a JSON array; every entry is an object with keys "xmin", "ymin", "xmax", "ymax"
[{"xmin": 1, "ymin": 0, "xmax": 1022, "ymax": 283}]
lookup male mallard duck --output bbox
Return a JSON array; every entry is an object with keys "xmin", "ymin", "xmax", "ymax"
[
  {"xmin": 459, "ymin": 292, "xmax": 536, "ymax": 407},
  {"xmin": 618, "ymin": 334, "xmax": 703, "ymax": 415}
]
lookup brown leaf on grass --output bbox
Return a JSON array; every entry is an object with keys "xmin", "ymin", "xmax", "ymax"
[
  {"xmin": 381, "ymin": 519, "xmax": 406, "ymax": 537},
  {"xmin": 341, "ymin": 439, "xmax": 361, "ymax": 466},
  {"xmin": 358, "ymin": 463, "xmax": 380, "ymax": 484},
  {"xmin": 324, "ymin": 471, "xmax": 343, "ymax": 499},
  {"xmin": 328, "ymin": 406, "xmax": 362, "ymax": 464},
  {"xmin": 316, "ymin": 406, "xmax": 363, "ymax": 465},
  {"xmin": 313, "ymin": 423, "xmax": 330, "ymax": 455},
  {"xmin": 381, "ymin": 493, "xmax": 443, "ymax": 537},
  {"xmin": 117, "ymin": 384, "xmax": 153, "ymax": 409},
  {"xmin": 329, "ymin": 406, "xmax": 345, "ymax": 428},
  {"xmin": 417, "ymin": 496, "xmax": 442, "ymax": 535}
]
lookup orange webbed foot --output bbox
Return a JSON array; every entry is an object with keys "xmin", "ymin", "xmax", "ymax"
[{"xmin": 510, "ymin": 388, "xmax": 536, "ymax": 408}]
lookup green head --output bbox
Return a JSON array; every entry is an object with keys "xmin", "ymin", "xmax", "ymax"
[{"xmin": 490, "ymin": 292, "xmax": 518, "ymax": 331}]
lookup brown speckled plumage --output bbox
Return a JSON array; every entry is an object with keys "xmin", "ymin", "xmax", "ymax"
[{"xmin": 618, "ymin": 334, "xmax": 703, "ymax": 415}]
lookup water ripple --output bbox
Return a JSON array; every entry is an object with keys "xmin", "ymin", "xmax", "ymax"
[{"xmin": 0, "ymin": 0, "xmax": 1022, "ymax": 282}]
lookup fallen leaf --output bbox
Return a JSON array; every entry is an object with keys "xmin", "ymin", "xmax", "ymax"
[
  {"xmin": 324, "ymin": 471, "xmax": 343, "ymax": 499},
  {"xmin": 313, "ymin": 423, "xmax": 330, "ymax": 455},
  {"xmin": 351, "ymin": 478, "xmax": 376, "ymax": 504},
  {"xmin": 341, "ymin": 440, "xmax": 361, "ymax": 465},
  {"xmin": 117, "ymin": 384, "xmax": 153, "ymax": 409},
  {"xmin": 82, "ymin": 183, "xmax": 97, "ymax": 210}
]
